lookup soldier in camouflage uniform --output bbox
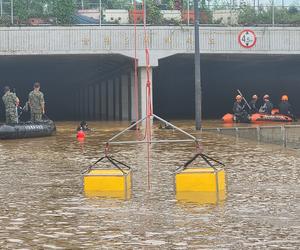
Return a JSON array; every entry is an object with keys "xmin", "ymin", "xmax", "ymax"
[
  {"xmin": 28, "ymin": 82, "xmax": 45, "ymax": 122},
  {"xmin": 2, "ymin": 86, "xmax": 19, "ymax": 124}
]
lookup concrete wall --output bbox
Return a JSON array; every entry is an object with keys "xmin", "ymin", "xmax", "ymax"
[
  {"xmin": 104, "ymin": 9, "xmax": 129, "ymax": 24},
  {"xmin": 1, "ymin": 27, "xmax": 300, "ymax": 64},
  {"xmin": 76, "ymin": 70, "xmax": 134, "ymax": 121}
]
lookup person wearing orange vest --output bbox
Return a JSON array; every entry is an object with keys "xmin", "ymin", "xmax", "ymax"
[{"xmin": 279, "ymin": 95, "xmax": 293, "ymax": 117}]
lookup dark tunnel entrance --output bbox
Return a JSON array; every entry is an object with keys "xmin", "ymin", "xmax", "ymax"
[
  {"xmin": 1, "ymin": 53, "xmax": 300, "ymax": 121},
  {"xmin": 153, "ymin": 54, "xmax": 300, "ymax": 119},
  {"xmin": 0, "ymin": 54, "xmax": 133, "ymax": 121}
]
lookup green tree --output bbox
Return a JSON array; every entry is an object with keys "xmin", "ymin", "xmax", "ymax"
[
  {"xmin": 14, "ymin": 0, "xmax": 49, "ymax": 22},
  {"xmin": 238, "ymin": 3, "xmax": 256, "ymax": 25},
  {"xmin": 146, "ymin": 1, "xmax": 163, "ymax": 24},
  {"xmin": 161, "ymin": 0, "xmax": 174, "ymax": 9},
  {"xmin": 52, "ymin": 0, "xmax": 76, "ymax": 24}
]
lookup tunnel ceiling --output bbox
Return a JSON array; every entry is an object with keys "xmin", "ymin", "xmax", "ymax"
[{"xmin": 0, "ymin": 54, "xmax": 133, "ymax": 88}]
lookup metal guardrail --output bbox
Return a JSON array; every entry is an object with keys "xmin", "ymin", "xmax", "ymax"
[
  {"xmin": 1, "ymin": 0, "xmax": 300, "ymax": 26},
  {"xmin": 203, "ymin": 125, "xmax": 300, "ymax": 149},
  {"xmin": 0, "ymin": 26, "xmax": 300, "ymax": 56}
]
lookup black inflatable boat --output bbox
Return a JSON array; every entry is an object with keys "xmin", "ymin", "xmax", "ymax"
[{"xmin": 0, "ymin": 120, "xmax": 56, "ymax": 139}]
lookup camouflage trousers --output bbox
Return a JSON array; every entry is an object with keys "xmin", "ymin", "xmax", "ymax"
[
  {"xmin": 31, "ymin": 113, "xmax": 42, "ymax": 123},
  {"xmin": 5, "ymin": 109, "xmax": 18, "ymax": 124}
]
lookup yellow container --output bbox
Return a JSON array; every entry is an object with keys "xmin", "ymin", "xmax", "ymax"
[
  {"xmin": 175, "ymin": 167, "xmax": 225, "ymax": 192},
  {"xmin": 83, "ymin": 169, "xmax": 132, "ymax": 199},
  {"xmin": 176, "ymin": 190, "xmax": 226, "ymax": 205}
]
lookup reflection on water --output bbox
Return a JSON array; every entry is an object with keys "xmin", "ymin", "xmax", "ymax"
[
  {"xmin": 0, "ymin": 120, "xmax": 299, "ymax": 249},
  {"xmin": 176, "ymin": 191, "xmax": 226, "ymax": 205}
]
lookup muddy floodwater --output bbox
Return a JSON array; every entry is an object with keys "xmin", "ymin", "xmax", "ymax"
[{"xmin": 0, "ymin": 121, "xmax": 299, "ymax": 249}]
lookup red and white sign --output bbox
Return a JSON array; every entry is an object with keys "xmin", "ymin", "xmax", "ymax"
[{"xmin": 238, "ymin": 29, "xmax": 257, "ymax": 48}]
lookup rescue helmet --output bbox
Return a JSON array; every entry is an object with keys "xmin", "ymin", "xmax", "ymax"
[
  {"xmin": 281, "ymin": 95, "xmax": 288, "ymax": 101},
  {"xmin": 236, "ymin": 95, "xmax": 242, "ymax": 100},
  {"xmin": 252, "ymin": 94, "xmax": 258, "ymax": 100},
  {"xmin": 263, "ymin": 94, "xmax": 270, "ymax": 100}
]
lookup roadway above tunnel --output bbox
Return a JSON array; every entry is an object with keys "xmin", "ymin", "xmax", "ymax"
[{"xmin": 1, "ymin": 26, "xmax": 300, "ymax": 66}]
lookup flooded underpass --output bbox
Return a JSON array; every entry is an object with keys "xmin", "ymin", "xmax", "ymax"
[{"xmin": 0, "ymin": 121, "xmax": 299, "ymax": 249}]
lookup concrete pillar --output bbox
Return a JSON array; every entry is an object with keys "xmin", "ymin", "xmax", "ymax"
[
  {"xmin": 107, "ymin": 79, "xmax": 114, "ymax": 120},
  {"xmin": 114, "ymin": 77, "xmax": 121, "ymax": 120},
  {"xmin": 139, "ymin": 67, "xmax": 153, "ymax": 119},
  {"xmin": 101, "ymin": 81, "xmax": 107, "ymax": 120},
  {"xmin": 95, "ymin": 84, "xmax": 100, "ymax": 120},
  {"xmin": 130, "ymin": 70, "xmax": 138, "ymax": 121},
  {"xmin": 84, "ymin": 87, "xmax": 89, "ymax": 120},
  {"xmin": 88, "ymin": 85, "xmax": 94, "ymax": 120},
  {"xmin": 80, "ymin": 88, "xmax": 84, "ymax": 120},
  {"xmin": 121, "ymin": 74, "xmax": 130, "ymax": 120},
  {"xmin": 75, "ymin": 91, "xmax": 79, "ymax": 120}
]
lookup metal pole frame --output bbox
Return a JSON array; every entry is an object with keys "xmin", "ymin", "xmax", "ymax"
[
  {"xmin": 0, "ymin": 0, "xmax": 3, "ymax": 17},
  {"xmin": 11, "ymin": 0, "xmax": 13, "ymax": 25},
  {"xmin": 272, "ymin": 0, "xmax": 275, "ymax": 26},
  {"xmin": 99, "ymin": 0, "xmax": 102, "ymax": 26},
  {"xmin": 107, "ymin": 113, "xmax": 199, "ymax": 145},
  {"xmin": 143, "ymin": 0, "xmax": 146, "ymax": 26},
  {"xmin": 194, "ymin": 0, "xmax": 202, "ymax": 130},
  {"xmin": 187, "ymin": 0, "xmax": 190, "ymax": 26}
]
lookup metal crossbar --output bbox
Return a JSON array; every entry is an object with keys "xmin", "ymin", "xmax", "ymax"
[
  {"xmin": 107, "ymin": 113, "xmax": 199, "ymax": 146},
  {"xmin": 108, "ymin": 139, "xmax": 196, "ymax": 145}
]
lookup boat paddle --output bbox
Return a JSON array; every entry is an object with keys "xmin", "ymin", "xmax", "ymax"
[{"xmin": 237, "ymin": 89, "xmax": 252, "ymax": 111}]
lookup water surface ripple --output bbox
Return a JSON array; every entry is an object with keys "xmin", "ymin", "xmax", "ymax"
[{"xmin": 0, "ymin": 121, "xmax": 299, "ymax": 249}]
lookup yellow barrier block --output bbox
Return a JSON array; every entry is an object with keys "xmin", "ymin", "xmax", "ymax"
[
  {"xmin": 83, "ymin": 169, "xmax": 132, "ymax": 199},
  {"xmin": 175, "ymin": 167, "xmax": 225, "ymax": 192},
  {"xmin": 176, "ymin": 190, "xmax": 226, "ymax": 205},
  {"xmin": 84, "ymin": 190, "xmax": 131, "ymax": 200}
]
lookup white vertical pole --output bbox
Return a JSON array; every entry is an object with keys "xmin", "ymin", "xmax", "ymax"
[
  {"xmin": 99, "ymin": 0, "xmax": 102, "ymax": 26},
  {"xmin": 11, "ymin": 0, "xmax": 13, "ymax": 25},
  {"xmin": 187, "ymin": 0, "xmax": 190, "ymax": 26},
  {"xmin": 194, "ymin": 0, "xmax": 202, "ymax": 129},
  {"xmin": 272, "ymin": 0, "xmax": 275, "ymax": 26},
  {"xmin": 0, "ymin": 0, "xmax": 3, "ymax": 16},
  {"xmin": 81, "ymin": 0, "xmax": 84, "ymax": 10},
  {"xmin": 144, "ymin": 0, "xmax": 146, "ymax": 25}
]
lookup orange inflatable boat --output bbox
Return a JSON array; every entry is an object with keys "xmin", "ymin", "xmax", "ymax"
[{"xmin": 222, "ymin": 113, "xmax": 293, "ymax": 123}]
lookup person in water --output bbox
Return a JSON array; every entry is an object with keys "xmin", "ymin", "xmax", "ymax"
[
  {"xmin": 279, "ymin": 95, "xmax": 294, "ymax": 117},
  {"xmin": 233, "ymin": 95, "xmax": 249, "ymax": 122},
  {"xmin": 249, "ymin": 94, "xmax": 259, "ymax": 113},
  {"xmin": 159, "ymin": 120, "xmax": 173, "ymax": 130},
  {"xmin": 77, "ymin": 121, "xmax": 90, "ymax": 131},
  {"xmin": 259, "ymin": 94, "xmax": 273, "ymax": 114},
  {"xmin": 2, "ymin": 86, "xmax": 19, "ymax": 124}
]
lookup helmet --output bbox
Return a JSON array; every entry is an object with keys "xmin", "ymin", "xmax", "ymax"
[
  {"xmin": 252, "ymin": 94, "xmax": 258, "ymax": 99},
  {"xmin": 281, "ymin": 95, "xmax": 288, "ymax": 101},
  {"xmin": 263, "ymin": 94, "xmax": 270, "ymax": 100},
  {"xmin": 236, "ymin": 95, "xmax": 242, "ymax": 100}
]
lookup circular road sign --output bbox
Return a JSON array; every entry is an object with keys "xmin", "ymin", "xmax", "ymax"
[{"xmin": 238, "ymin": 29, "xmax": 257, "ymax": 48}]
